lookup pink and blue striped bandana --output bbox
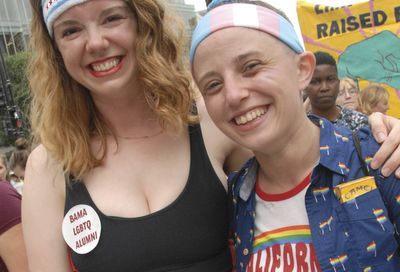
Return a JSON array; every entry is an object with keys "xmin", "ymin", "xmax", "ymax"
[
  {"xmin": 42, "ymin": 0, "xmax": 89, "ymax": 37},
  {"xmin": 189, "ymin": 2, "xmax": 304, "ymax": 63}
]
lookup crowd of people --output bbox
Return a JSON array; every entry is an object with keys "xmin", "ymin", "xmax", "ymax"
[
  {"xmin": 0, "ymin": 0, "xmax": 399, "ymax": 271},
  {"xmin": 0, "ymin": 137, "xmax": 30, "ymax": 271},
  {"xmin": 336, "ymin": 75, "xmax": 390, "ymax": 116}
]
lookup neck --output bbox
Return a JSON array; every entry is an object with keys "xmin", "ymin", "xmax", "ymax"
[
  {"xmin": 311, "ymin": 105, "xmax": 340, "ymax": 121},
  {"xmin": 255, "ymin": 118, "xmax": 320, "ymax": 194},
  {"xmin": 93, "ymin": 91, "xmax": 165, "ymax": 138}
]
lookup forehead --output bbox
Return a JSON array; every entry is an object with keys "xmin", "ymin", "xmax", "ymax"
[
  {"xmin": 55, "ymin": 0, "xmax": 127, "ymax": 20},
  {"xmin": 312, "ymin": 64, "xmax": 337, "ymax": 78},
  {"xmin": 196, "ymin": 27, "xmax": 288, "ymax": 60}
]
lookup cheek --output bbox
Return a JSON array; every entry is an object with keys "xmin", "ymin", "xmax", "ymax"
[
  {"xmin": 204, "ymin": 97, "xmax": 223, "ymax": 121},
  {"xmin": 350, "ymin": 96, "xmax": 358, "ymax": 102},
  {"xmin": 60, "ymin": 51, "xmax": 78, "ymax": 74}
]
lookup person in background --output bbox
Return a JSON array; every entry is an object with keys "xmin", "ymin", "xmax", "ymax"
[
  {"xmin": 0, "ymin": 154, "xmax": 8, "ymax": 182},
  {"xmin": 0, "ymin": 153, "xmax": 28, "ymax": 271},
  {"xmin": 359, "ymin": 84, "xmax": 390, "ymax": 115},
  {"xmin": 190, "ymin": 0, "xmax": 400, "ymax": 270},
  {"xmin": 8, "ymin": 138, "xmax": 30, "ymax": 195},
  {"xmin": 337, "ymin": 77, "xmax": 360, "ymax": 111},
  {"xmin": 304, "ymin": 51, "xmax": 369, "ymax": 132}
]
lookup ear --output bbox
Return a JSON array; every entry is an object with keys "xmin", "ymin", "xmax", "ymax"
[{"xmin": 296, "ymin": 51, "xmax": 315, "ymax": 92}]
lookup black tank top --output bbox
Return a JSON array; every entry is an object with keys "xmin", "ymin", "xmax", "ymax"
[{"xmin": 64, "ymin": 124, "xmax": 231, "ymax": 272}]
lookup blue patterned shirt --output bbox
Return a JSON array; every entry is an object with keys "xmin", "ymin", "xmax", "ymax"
[{"xmin": 229, "ymin": 116, "xmax": 400, "ymax": 272}]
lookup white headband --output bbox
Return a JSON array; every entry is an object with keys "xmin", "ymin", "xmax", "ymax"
[{"xmin": 42, "ymin": 0, "xmax": 89, "ymax": 37}]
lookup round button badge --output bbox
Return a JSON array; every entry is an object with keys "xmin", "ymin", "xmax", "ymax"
[{"xmin": 62, "ymin": 204, "xmax": 102, "ymax": 254}]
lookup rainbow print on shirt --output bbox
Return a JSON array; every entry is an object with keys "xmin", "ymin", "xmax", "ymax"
[
  {"xmin": 373, "ymin": 208, "xmax": 387, "ymax": 231},
  {"xmin": 364, "ymin": 156, "xmax": 373, "ymax": 172},
  {"xmin": 387, "ymin": 252, "xmax": 394, "ymax": 261},
  {"xmin": 248, "ymin": 225, "xmax": 320, "ymax": 271},
  {"xmin": 329, "ymin": 257, "xmax": 340, "ymax": 272},
  {"xmin": 366, "ymin": 241, "xmax": 377, "ymax": 257},
  {"xmin": 338, "ymin": 254, "xmax": 349, "ymax": 269},
  {"xmin": 338, "ymin": 162, "xmax": 349, "ymax": 174},
  {"xmin": 320, "ymin": 145, "xmax": 330, "ymax": 156},
  {"xmin": 312, "ymin": 187, "xmax": 329, "ymax": 202},
  {"xmin": 330, "ymin": 254, "xmax": 348, "ymax": 271},
  {"xmin": 334, "ymin": 131, "xmax": 342, "ymax": 142},
  {"xmin": 319, "ymin": 216, "xmax": 333, "ymax": 235},
  {"xmin": 252, "ymin": 225, "xmax": 311, "ymax": 252}
]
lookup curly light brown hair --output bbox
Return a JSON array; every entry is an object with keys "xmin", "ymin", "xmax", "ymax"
[
  {"xmin": 358, "ymin": 84, "xmax": 390, "ymax": 115},
  {"xmin": 28, "ymin": 0, "xmax": 197, "ymax": 179}
]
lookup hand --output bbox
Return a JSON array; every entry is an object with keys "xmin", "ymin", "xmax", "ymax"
[{"xmin": 369, "ymin": 112, "xmax": 400, "ymax": 178}]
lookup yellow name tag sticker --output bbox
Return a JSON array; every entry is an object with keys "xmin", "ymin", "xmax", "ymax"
[{"xmin": 334, "ymin": 176, "xmax": 377, "ymax": 204}]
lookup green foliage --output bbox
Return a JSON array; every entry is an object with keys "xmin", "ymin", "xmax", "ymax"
[
  {"xmin": 5, "ymin": 52, "xmax": 31, "ymax": 115},
  {"xmin": 1, "ymin": 52, "xmax": 31, "ymax": 145}
]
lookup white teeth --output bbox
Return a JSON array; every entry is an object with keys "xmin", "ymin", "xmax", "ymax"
[
  {"xmin": 234, "ymin": 107, "xmax": 266, "ymax": 125},
  {"xmin": 91, "ymin": 58, "xmax": 120, "ymax": 72}
]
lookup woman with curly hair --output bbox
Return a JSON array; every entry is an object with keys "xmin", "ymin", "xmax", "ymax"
[
  {"xmin": 359, "ymin": 84, "xmax": 390, "ymax": 115},
  {"xmin": 22, "ymin": 0, "xmax": 400, "ymax": 271}
]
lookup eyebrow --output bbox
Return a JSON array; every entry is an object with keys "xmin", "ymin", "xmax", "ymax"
[
  {"xmin": 197, "ymin": 70, "xmax": 220, "ymax": 86},
  {"xmin": 234, "ymin": 51, "xmax": 262, "ymax": 64},
  {"xmin": 53, "ymin": 4, "xmax": 128, "ymax": 29},
  {"xmin": 196, "ymin": 50, "xmax": 263, "ymax": 84}
]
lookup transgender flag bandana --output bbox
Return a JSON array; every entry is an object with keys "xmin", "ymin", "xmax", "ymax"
[
  {"xmin": 189, "ymin": 3, "xmax": 304, "ymax": 63},
  {"xmin": 42, "ymin": 0, "xmax": 89, "ymax": 37}
]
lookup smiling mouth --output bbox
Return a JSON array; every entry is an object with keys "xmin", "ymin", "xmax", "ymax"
[
  {"xmin": 90, "ymin": 57, "xmax": 122, "ymax": 72},
  {"xmin": 234, "ymin": 107, "xmax": 266, "ymax": 125}
]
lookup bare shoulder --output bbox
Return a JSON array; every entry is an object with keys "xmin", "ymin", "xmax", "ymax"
[
  {"xmin": 197, "ymin": 98, "xmax": 252, "ymax": 175},
  {"xmin": 24, "ymin": 144, "xmax": 66, "ymax": 199},
  {"xmin": 23, "ymin": 144, "xmax": 70, "ymax": 271}
]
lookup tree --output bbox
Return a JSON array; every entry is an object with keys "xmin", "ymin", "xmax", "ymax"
[{"xmin": 1, "ymin": 52, "xmax": 31, "ymax": 145}]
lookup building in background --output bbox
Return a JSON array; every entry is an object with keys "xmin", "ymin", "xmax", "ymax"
[
  {"xmin": 167, "ymin": 0, "xmax": 197, "ymax": 37},
  {"xmin": 0, "ymin": 0, "xmax": 31, "ymax": 56}
]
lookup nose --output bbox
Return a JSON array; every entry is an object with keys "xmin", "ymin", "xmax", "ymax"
[
  {"xmin": 224, "ymin": 76, "xmax": 249, "ymax": 107},
  {"xmin": 85, "ymin": 26, "xmax": 109, "ymax": 54},
  {"xmin": 320, "ymin": 81, "xmax": 330, "ymax": 92}
]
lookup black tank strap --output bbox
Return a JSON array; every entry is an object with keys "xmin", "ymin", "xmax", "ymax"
[{"xmin": 352, "ymin": 131, "xmax": 370, "ymax": 176}]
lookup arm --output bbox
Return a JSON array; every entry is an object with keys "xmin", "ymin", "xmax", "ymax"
[
  {"xmin": 22, "ymin": 145, "xmax": 71, "ymax": 271},
  {"xmin": 0, "ymin": 224, "xmax": 29, "ymax": 271},
  {"xmin": 368, "ymin": 112, "xmax": 400, "ymax": 178}
]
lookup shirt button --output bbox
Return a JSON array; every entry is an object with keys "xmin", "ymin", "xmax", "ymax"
[{"xmin": 243, "ymin": 248, "xmax": 249, "ymax": 255}]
